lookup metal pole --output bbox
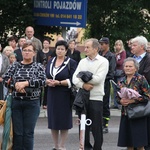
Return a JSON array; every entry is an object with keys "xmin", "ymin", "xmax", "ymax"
[{"xmin": 62, "ymin": 27, "xmax": 66, "ymax": 40}]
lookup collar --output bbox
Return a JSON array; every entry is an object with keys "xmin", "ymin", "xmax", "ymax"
[
  {"xmin": 49, "ymin": 57, "xmax": 70, "ymax": 80},
  {"xmin": 87, "ymin": 54, "xmax": 99, "ymax": 61},
  {"xmin": 26, "ymin": 37, "xmax": 33, "ymax": 41},
  {"xmin": 133, "ymin": 52, "xmax": 146, "ymax": 62},
  {"xmin": 120, "ymin": 72, "xmax": 139, "ymax": 83}
]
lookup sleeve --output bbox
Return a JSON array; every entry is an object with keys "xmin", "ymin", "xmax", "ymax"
[
  {"xmin": 137, "ymin": 76, "xmax": 150, "ymax": 103},
  {"xmin": 3, "ymin": 62, "xmax": 18, "ymax": 87},
  {"xmin": 69, "ymin": 59, "xmax": 77, "ymax": 85},
  {"xmin": 88, "ymin": 60, "xmax": 109, "ymax": 85},
  {"xmin": 106, "ymin": 54, "xmax": 116, "ymax": 80},
  {"xmin": 3, "ymin": 56, "xmax": 10, "ymax": 76},
  {"xmin": 72, "ymin": 60, "xmax": 85, "ymax": 88}
]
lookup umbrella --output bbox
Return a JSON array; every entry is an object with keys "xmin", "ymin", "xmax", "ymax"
[{"xmin": 2, "ymin": 92, "xmax": 13, "ymax": 150}]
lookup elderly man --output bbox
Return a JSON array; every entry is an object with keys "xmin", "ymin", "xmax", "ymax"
[
  {"xmin": 73, "ymin": 38, "xmax": 109, "ymax": 150},
  {"xmin": 131, "ymin": 36, "xmax": 150, "ymax": 150},
  {"xmin": 25, "ymin": 26, "xmax": 42, "ymax": 52}
]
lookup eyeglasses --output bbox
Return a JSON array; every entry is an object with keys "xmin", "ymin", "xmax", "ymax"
[{"xmin": 22, "ymin": 49, "xmax": 34, "ymax": 53}]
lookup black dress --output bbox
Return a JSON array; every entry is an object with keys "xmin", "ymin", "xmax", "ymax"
[
  {"xmin": 118, "ymin": 115, "xmax": 148, "ymax": 147},
  {"xmin": 46, "ymin": 56, "xmax": 77, "ymax": 130},
  {"xmin": 117, "ymin": 74, "xmax": 149, "ymax": 148}
]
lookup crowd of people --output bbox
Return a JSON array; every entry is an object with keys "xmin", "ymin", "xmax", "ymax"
[{"xmin": 0, "ymin": 26, "xmax": 150, "ymax": 150}]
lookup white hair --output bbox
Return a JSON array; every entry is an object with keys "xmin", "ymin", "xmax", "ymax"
[{"xmin": 131, "ymin": 36, "xmax": 148, "ymax": 50}]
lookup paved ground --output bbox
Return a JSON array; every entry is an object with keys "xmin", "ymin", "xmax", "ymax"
[
  {"xmin": 33, "ymin": 108, "xmax": 124, "ymax": 150},
  {"xmin": 0, "ymin": 108, "xmax": 123, "ymax": 150}
]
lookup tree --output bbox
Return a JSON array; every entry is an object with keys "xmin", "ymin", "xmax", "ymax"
[
  {"xmin": 0, "ymin": 0, "xmax": 61, "ymax": 46},
  {"xmin": 85, "ymin": 0, "xmax": 150, "ymax": 49}
]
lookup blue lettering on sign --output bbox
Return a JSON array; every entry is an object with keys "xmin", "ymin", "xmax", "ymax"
[
  {"xmin": 33, "ymin": 0, "xmax": 87, "ymax": 28},
  {"xmin": 53, "ymin": 1, "xmax": 82, "ymax": 10}
]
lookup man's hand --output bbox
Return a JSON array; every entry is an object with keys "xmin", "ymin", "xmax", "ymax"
[
  {"xmin": 82, "ymin": 83, "xmax": 94, "ymax": 91},
  {"xmin": 0, "ymin": 77, "xmax": 3, "ymax": 82}
]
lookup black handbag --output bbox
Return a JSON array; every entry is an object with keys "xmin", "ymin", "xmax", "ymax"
[
  {"xmin": 127, "ymin": 100, "xmax": 150, "ymax": 119},
  {"xmin": 70, "ymin": 85, "xmax": 78, "ymax": 107}
]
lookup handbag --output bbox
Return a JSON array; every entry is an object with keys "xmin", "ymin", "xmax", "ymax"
[
  {"xmin": 70, "ymin": 85, "xmax": 78, "ymax": 107},
  {"xmin": 127, "ymin": 100, "xmax": 150, "ymax": 119}
]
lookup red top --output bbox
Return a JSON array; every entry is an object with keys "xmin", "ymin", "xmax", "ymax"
[{"xmin": 116, "ymin": 51, "xmax": 126, "ymax": 70}]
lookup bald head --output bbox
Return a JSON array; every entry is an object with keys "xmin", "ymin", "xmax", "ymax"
[
  {"xmin": 25, "ymin": 26, "xmax": 34, "ymax": 39},
  {"xmin": 57, "ymin": 36, "xmax": 64, "ymax": 42}
]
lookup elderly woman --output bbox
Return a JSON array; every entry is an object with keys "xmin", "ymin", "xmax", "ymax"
[
  {"xmin": 3, "ymin": 42, "xmax": 46, "ymax": 150},
  {"xmin": 46, "ymin": 40, "xmax": 77, "ymax": 150},
  {"xmin": 117, "ymin": 57, "xmax": 150, "ymax": 150},
  {"xmin": 2, "ymin": 46, "xmax": 14, "ymax": 57}
]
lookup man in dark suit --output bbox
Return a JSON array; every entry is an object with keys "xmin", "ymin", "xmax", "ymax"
[
  {"xmin": 0, "ymin": 44, "xmax": 10, "ymax": 99},
  {"xmin": 14, "ymin": 37, "xmax": 26, "ymax": 62},
  {"xmin": 67, "ymin": 39, "xmax": 81, "ymax": 64},
  {"xmin": 131, "ymin": 36, "xmax": 150, "ymax": 150}
]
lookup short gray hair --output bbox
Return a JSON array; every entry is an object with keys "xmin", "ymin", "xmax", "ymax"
[
  {"xmin": 85, "ymin": 38, "xmax": 99, "ymax": 49},
  {"xmin": 131, "ymin": 36, "xmax": 148, "ymax": 51},
  {"xmin": 123, "ymin": 57, "xmax": 139, "ymax": 71}
]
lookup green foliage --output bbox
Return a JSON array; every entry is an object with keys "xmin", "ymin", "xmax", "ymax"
[
  {"xmin": 85, "ymin": 0, "xmax": 150, "ymax": 50},
  {"xmin": 1, "ymin": 0, "xmax": 150, "ymax": 50},
  {"xmin": 0, "ymin": 0, "xmax": 61, "ymax": 46}
]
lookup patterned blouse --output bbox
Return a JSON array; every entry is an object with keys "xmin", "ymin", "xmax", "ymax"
[
  {"xmin": 3, "ymin": 61, "xmax": 46, "ymax": 100},
  {"xmin": 117, "ymin": 72, "xmax": 150, "ymax": 115}
]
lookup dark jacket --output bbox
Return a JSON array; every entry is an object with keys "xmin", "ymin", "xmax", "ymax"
[
  {"xmin": 99, "ymin": 50, "xmax": 116, "ymax": 80},
  {"xmin": 67, "ymin": 49, "xmax": 81, "ymax": 64},
  {"xmin": 138, "ymin": 52, "xmax": 150, "ymax": 84},
  {"xmin": 73, "ymin": 71, "xmax": 93, "ymax": 114},
  {"xmin": 14, "ymin": 48, "xmax": 23, "ymax": 62}
]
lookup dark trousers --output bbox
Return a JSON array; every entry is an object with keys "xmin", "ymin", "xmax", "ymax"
[
  {"xmin": 85, "ymin": 100, "xmax": 103, "ymax": 150},
  {"xmin": 103, "ymin": 80, "xmax": 110, "ymax": 118},
  {"xmin": 43, "ymin": 86, "xmax": 48, "ymax": 106},
  {"xmin": 145, "ymin": 117, "xmax": 150, "ymax": 150},
  {"xmin": 12, "ymin": 99, "xmax": 40, "ymax": 150},
  {"xmin": 0, "ymin": 82, "xmax": 3, "ymax": 100}
]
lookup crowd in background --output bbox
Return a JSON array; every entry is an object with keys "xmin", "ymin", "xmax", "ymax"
[{"xmin": 0, "ymin": 26, "xmax": 150, "ymax": 150}]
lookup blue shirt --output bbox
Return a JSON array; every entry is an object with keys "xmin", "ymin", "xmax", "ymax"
[{"xmin": 133, "ymin": 52, "xmax": 146, "ymax": 63}]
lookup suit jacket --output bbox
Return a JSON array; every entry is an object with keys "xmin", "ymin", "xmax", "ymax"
[
  {"xmin": 67, "ymin": 49, "xmax": 81, "ymax": 64},
  {"xmin": 138, "ymin": 52, "xmax": 150, "ymax": 84},
  {"xmin": 32, "ymin": 37, "xmax": 42, "ymax": 51},
  {"xmin": 0, "ymin": 54, "xmax": 10, "ymax": 77},
  {"xmin": 14, "ymin": 48, "xmax": 23, "ymax": 62}
]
